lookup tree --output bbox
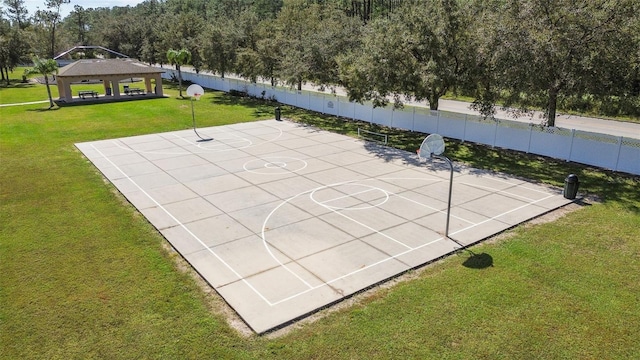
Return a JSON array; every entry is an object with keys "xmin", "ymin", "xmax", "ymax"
[
  {"xmin": 487, "ymin": 0, "xmax": 638, "ymax": 126},
  {"xmin": 252, "ymin": 0, "xmax": 283, "ymax": 20},
  {"xmin": 337, "ymin": 15, "xmax": 407, "ymax": 108},
  {"xmin": 166, "ymin": 48, "xmax": 191, "ymax": 97},
  {"xmin": 166, "ymin": 12, "xmax": 206, "ymax": 73},
  {"xmin": 67, "ymin": 5, "xmax": 88, "ymax": 45},
  {"xmin": 33, "ymin": 0, "xmax": 70, "ymax": 58},
  {"xmin": 3, "ymin": 0, "xmax": 30, "ymax": 29},
  {"xmin": 0, "ymin": 19, "xmax": 11, "ymax": 83},
  {"xmin": 0, "ymin": 16, "xmax": 32, "ymax": 84},
  {"xmin": 305, "ymin": 5, "xmax": 362, "ymax": 91},
  {"xmin": 273, "ymin": 0, "xmax": 321, "ymax": 91},
  {"xmin": 24, "ymin": 57, "xmax": 58, "ymax": 108},
  {"xmin": 339, "ymin": 0, "xmax": 478, "ymax": 110},
  {"xmin": 90, "ymin": 7, "xmax": 139, "ymax": 58},
  {"xmin": 254, "ymin": 18, "xmax": 282, "ymax": 86},
  {"xmin": 141, "ymin": 37, "xmax": 160, "ymax": 65},
  {"xmin": 139, "ymin": 2, "xmax": 165, "ymax": 66},
  {"xmin": 234, "ymin": 10, "xmax": 262, "ymax": 83},
  {"xmin": 202, "ymin": 18, "xmax": 240, "ymax": 79}
]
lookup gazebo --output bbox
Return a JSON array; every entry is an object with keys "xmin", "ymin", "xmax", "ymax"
[{"xmin": 55, "ymin": 59, "xmax": 165, "ymax": 103}]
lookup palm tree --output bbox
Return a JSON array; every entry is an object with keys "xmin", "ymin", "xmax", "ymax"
[
  {"xmin": 25, "ymin": 57, "xmax": 58, "ymax": 109},
  {"xmin": 166, "ymin": 48, "xmax": 191, "ymax": 98}
]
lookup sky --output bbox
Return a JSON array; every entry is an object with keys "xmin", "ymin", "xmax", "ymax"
[{"xmin": 23, "ymin": 0, "xmax": 147, "ymax": 18}]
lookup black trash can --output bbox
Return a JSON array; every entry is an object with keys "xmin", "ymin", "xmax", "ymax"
[
  {"xmin": 106, "ymin": 87, "xmax": 112, "ymax": 96},
  {"xmin": 563, "ymin": 174, "xmax": 579, "ymax": 199},
  {"xmin": 275, "ymin": 106, "xmax": 281, "ymax": 121}
]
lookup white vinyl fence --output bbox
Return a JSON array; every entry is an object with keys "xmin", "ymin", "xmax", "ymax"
[{"xmin": 163, "ymin": 70, "xmax": 640, "ymax": 175}]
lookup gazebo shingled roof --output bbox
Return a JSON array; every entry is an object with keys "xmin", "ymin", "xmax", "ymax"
[
  {"xmin": 58, "ymin": 59, "xmax": 163, "ymax": 77},
  {"xmin": 56, "ymin": 59, "xmax": 165, "ymax": 103}
]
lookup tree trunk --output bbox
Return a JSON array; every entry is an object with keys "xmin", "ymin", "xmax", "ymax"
[
  {"xmin": 547, "ymin": 87, "xmax": 558, "ymax": 127},
  {"xmin": 177, "ymin": 67, "xmax": 183, "ymax": 97},
  {"xmin": 49, "ymin": 25, "xmax": 56, "ymax": 58},
  {"xmin": 428, "ymin": 93, "xmax": 439, "ymax": 110},
  {"xmin": 44, "ymin": 75, "xmax": 54, "ymax": 109}
]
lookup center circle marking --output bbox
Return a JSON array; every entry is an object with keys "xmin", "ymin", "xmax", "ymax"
[
  {"xmin": 243, "ymin": 157, "xmax": 308, "ymax": 174},
  {"xmin": 265, "ymin": 161, "xmax": 287, "ymax": 169},
  {"xmin": 310, "ymin": 183, "xmax": 390, "ymax": 210}
]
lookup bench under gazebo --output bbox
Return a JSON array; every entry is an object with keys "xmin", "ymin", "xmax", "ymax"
[{"xmin": 55, "ymin": 58, "xmax": 165, "ymax": 104}]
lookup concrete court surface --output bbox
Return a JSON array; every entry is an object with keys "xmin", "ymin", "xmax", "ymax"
[{"xmin": 76, "ymin": 119, "xmax": 572, "ymax": 333}]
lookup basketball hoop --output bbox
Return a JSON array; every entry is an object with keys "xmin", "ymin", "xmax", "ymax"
[
  {"xmin": 418, "ymin": 134, "xmax": 457, "ymax": 244},
  {"xmin": 186, "ymin": 84, "xmax": 212, "ymax": 142},
  {"xmin": 418, "ymin": 134, "xmax": 445, "ymax": 160},
  {"xmin": 186, "ymin": 84, "xmax": 204, "ymax": 98}
]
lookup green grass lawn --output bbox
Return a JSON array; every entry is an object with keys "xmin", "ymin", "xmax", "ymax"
[{"xmin": 1, "ymin": 73, "xmax": 639, "ymax": 359}]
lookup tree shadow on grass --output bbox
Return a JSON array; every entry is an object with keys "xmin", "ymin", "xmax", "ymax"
[
  {"xmin": 0, "ymin": 82, "xmax": 36, "ymax": 90},
  {"xmin": 445, "ymin": 140, "xmax": 640, "ymax": 214},
  {"xmin": 206, "ymin": 92, "xmax": 276, "ymax": 118},
  {"xmin": 173, "ymin": 94, "xmax": 639, "ymax": 214},
  {"xmin": 286, "ymin": 111, "xmax": 639, "ymax": 213}
]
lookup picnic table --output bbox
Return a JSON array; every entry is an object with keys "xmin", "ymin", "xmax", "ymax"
[
  {"xmin": 78, "ymin": 90, "xmax": 98, "ymax": 99},
  {"xmin": 125, "ymin": 87, "xmax": 144, "ymax": 95}
]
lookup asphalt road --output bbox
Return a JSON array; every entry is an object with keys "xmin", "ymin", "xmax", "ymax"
[
  {"xmin": 436, "ymin": 99, "xmax": 640, "ymax": 139},
  {"xmin": 118, "ymin": 65, "xmax": 640, "ymax": 140}
]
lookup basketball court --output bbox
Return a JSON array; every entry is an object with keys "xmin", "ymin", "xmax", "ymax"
[{"xmin": 76, "ymin": 119, "xmax": 572, "ymax": 333}]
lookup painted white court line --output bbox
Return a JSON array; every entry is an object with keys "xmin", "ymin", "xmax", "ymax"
[
  {"xmin": 311, "ymin": 184, "xmax": 390, "ymax": 210},
  {"xmin": 379, "ymin": 177, "xmax": 477, "ymax": 225},
  {"xmin": 269, "ymin": 237, "xmax": 445, "ymax": 306},
  {"xmin": 108, "ymin": 123, "xmax": 284, "ymax": 155},
  {"xmin": 174, "ymin": 133, "xmax": 254, "ymax": 150},
  {"xmin": 261, "ymin": 179, "xmax": 462, "ymax": 304},
  {"xmin": 477, "ymin": 175, "xmax": 555, "ymax": 195},
  {"xmin": 459, "ymin": 181, "xmax": 543, "ymax": 202},
  {"xmin": 85, "ymin": 123, "xmax": 566, "ymax": 312},
  {"xmin": 90, "ymin": 143, "xmax": 273, "ymax": 305},
  {"xmin": 261, "ymin": 178, "xmax": 560, "ymax": 305},
  {"xmin": 448, "ymin": 194, "xmax": 556, "ymax": 238},
  {"xmin": 312, "ymin": 185, "xmax": 411, "ymax": 250},
  {"xmin": 0, "ymin": 100, "xmax": 49, "ymax": 107},
  {"xmin": 243, "ymin": 157, "xmax": 308, "ymax": 174}
]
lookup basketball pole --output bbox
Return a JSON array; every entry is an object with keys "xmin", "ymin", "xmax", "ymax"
[
  {"xmin": 432, "ymin": 153, "xmax": 454, "ymax": 240},
  {"xmin": 432, "ymin": 154, "xmax": 474, "ymax": 252},
  {"xmin": 419, "ymin": 134, "xmax": 464, "ymax": 249},
  {"xmin": 191, "ymin": 96, "xmax": 212, "ymax": 142}
]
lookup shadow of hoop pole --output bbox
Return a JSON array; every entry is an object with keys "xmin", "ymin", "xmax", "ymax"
[{"xmin": 462, "ymin": 251, "xmax": 494, "ymax": 269}]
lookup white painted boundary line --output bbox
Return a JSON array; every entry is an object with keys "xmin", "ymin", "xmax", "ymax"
[
  {"xmin": 262, "ymin": 178, "xmax": 560, "ymax": 305},
  {"xmin": 90, "ymin": 143, "xmax": 272, "ymax": 304},
  {"xmin": 86, "ymin": 123, "xmax": 564, "ymax": 309},
  {"xmin": 0, "ymin": 100, "xmax": 49, "ymax": 107},
  {"xmin": 108, "ymin": 123, "xmax": 283, "ymax": 155}
]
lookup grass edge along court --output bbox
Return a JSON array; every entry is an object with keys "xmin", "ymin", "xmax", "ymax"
[
  {"xmin": 1, "ymin": 78, "xmax": 639, "ymax": 359},
  {"xmin": 75, "ymin": 120, "xmax": 572, "ymax": 333}
]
